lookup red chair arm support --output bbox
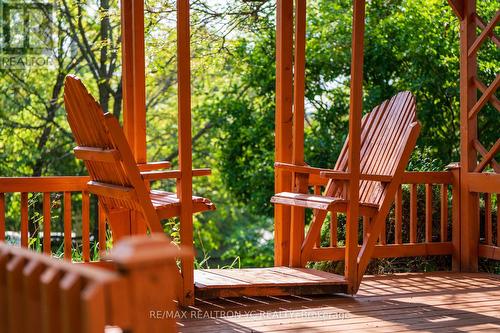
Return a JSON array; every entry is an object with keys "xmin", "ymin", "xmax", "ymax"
[
  {"xmin": 137, "ymin": 161, "xmax": 172, "ymax": 172},
  {"xmin": 141, "ymin": 168, "xmax": 211, "ymax": 181}
]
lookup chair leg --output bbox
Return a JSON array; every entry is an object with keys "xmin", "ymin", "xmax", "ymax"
[
  {"xmin": 290, "ymin": 206, "xmax": 305, "ymax": 267},
  {"xmin": 131, "ymin": 212, "xmax": 149, "ymax": 235},
  {"xmin": 301, "ymin": 209, "xmax": 329, "ymax": 264},
  {"xmin": 106, "ymin": 209, "xmax": 133, "ymax": 242}
]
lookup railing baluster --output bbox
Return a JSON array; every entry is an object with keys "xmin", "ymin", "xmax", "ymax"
[
  {"xmin": 0, "ymin": 193, "xmax": 4, "ymax": 241},
  {"xmin": 425, "ymin": 184, "xmax": 433, "ymax": 243},
  {"xmin": 98, "ymin": 203, "xmax": 106, "ymax": 253},
  {"xmin": 81, "ymin": 283, "xmax": 106, "ymax": 333},
  {"xmin": 0, "ymin": 250, "xmax": 9, "ymax": 332},
  {"xmin": 314, "ymin": 185, "xmax": 322, "ymax": 248},
  {"xmin": 60, "ymin": 273, "xmax": 82, "ymax": 333},
  {"xmin": 497, "ymin": 194, "xmax": 499, "ymax": 247},
  {"xmin": 410, "ymin": 184, "xmax": 417, "ymax": 243},
  {"xmin": 395, "ymin": 186, "xmax": 403, "ymax": 244},
  {"xmin": 449, "ymin": 165, "xmax": 461, "ymax": 272},
  {"xmin": 41, "ymin": 268, "xmax": 62, "ymax": 333},
  {"xmin": 23, "ymin": 260, "xmax": 44, "ymax": 332},
  {"xmin": 43, "ymin": 193, "xmax": 51, "ymax": 254},
  {"xmin": 82, "ymin": 192, "xmax": 90, "ymax": 262},
  {"xmin": 2, "ymin": 235, "xmax": 180, "ymax": 333},
  {"xmin": 330, "ymin": 211, "xmax": 337, "ymax": 247},
  {"xmin": 7, "ymin": 256, "xmax": 25, "ymax": 333},
  {"xmin": 63, "ymin": 192, "xmax": 72, "ymax": 260},
  {"xmin": 440, "ymin": 184, "xmax": 448, "ymax": 242},
  {"xmin": 21, "ymin": 193, "xmax": 29, "ymax": 248},
  {"xmin": 485, "ymin": 193, "xmax": 492, "ymax": 245}
]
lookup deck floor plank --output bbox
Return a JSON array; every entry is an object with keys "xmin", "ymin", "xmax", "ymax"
[
  {"xmin": 194, "ymin": 267, "xmax": 348, "ymax": 299},
  {"xmin": 181, "ymin": 272, "xmax": 500, "ymax": 332}
]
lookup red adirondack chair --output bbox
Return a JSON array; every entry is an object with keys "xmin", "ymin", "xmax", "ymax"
[
  {"xmin": 63, "ymin": 75, "xmax": 215, "ymax": 236},
  {"xmin": 272, "ymin": 91, "xmax": 421, "ymax": 290}
]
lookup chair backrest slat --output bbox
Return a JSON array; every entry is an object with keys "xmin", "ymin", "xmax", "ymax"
[
  {"xmin": 64, "ymin": 75, "xmax": 162, "ymax": 231},
  {"xmin": 325, "ymin": 92, "xmax": 418, "ymax": 207},
  {"xmin": 73, "ymin": 147, "xmax": 121, "ymax": 164}
]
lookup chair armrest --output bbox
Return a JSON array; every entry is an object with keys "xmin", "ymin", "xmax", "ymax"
[
  {"xmin": 320, "ymin": 171, "xmax": 393, "ymax": 183},
  {"xmin": 137, "ymin": 161, "xmax": 171, "ymax": 172},
  {"xmin": 274, "ymin": 162, "xmax": 332, "ymax": 175},
  {"xmin": 141, "ymin": 168, "xmax": 211, "ymax": 181}
]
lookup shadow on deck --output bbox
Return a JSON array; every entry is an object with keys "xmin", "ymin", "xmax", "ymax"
[{"xmin": 179, "ymin": 272, "xmax": 500, "ymax": 332}]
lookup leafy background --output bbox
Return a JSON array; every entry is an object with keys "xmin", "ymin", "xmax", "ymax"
[{"xmin": 0, "ymin": 0, "xmax": 498, "ymax": 270}]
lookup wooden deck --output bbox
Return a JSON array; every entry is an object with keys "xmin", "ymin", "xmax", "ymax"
[
  {"xmin": 180, "ymin": 272, "xmax": 500, "ymax": 332},
  {"xmin": 194, "ymin": 267, "xmax": 348, "ymax": 299}
]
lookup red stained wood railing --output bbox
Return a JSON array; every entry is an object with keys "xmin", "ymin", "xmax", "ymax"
[
  {"xmin": 485, "ymin": 193, "xmax": 492, "ymax": 245},
  {"xmin": 43, "ymin": 193, "xmax": 51, "ymax": 254},
  {"xmin": 64, "ymin": 192, "xmax": 72, "ymax": 260},
  {"xmin": 330, "ymin": 211, "xmax": 338, "ymax": 247},
  {"xmin": 21, "ymin": 193, "xmax": 29, "ymax": 248},
  {"xmin": 440, "ymin": 184, "xmax": 449, "ymax": 242},
  {"xmin": 307, "ymin": 171, "xmax": 459, "ymax": 263},
  {"xmin": 425, "ymin": 184, "xmax": 433, "ymax": 243},
  {"xmin": 0, "ymin": 170, "xmax": 494, "ymax": 293},
  {"xmin": 0, "ymin": 234, "xmax": 181, "ymax": 333},
  {"xmin": 410, "ymin": 183, "xmax": 418, "ymax": 243},
  {"xmin": 0, "ymin": 176, "xmax": 96, "ymax": 262},
  {"xmin": 478, "ymin": 193, "xmax": 500, "ymax": 261},
  {"xmin": 395, "ymin": 186, "xmax": 403, "ymax": 244},
  {"xmin": 82, "ymin": 192, "xmax": 90, "ymax": 262},
  {"xmin": 0, "ymin": 193, "xmax": 5, "ymax": 241}
]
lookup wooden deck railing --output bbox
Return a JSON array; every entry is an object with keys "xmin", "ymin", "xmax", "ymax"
[
  {"xmin": 0, "ymin": 170, "xmax": 496, "ymax": 281},
  {"xmin": 478, "ymin": 190, "xmax": 500, "ymax": 261},
  {"xmin": 0, "ymin": 176, "xmax": 109, "ymax": 261},
  {"xmin": 304, "ymin": 169, "xmax": 462, "ymax": 269},
  {"xmin": 0, "ymin": 234, "xmax": 180, "ymax": 333}
]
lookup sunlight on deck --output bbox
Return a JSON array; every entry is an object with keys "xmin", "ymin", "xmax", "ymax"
[{"xmin": 179, "ymin": 272, "xmax": 500, "ymax": 332}]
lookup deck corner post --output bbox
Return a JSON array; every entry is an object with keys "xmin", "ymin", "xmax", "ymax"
[
  {"xmin": 275, "ymin": 0, "xmax": 294, "ymax": 267},
  {"xmin": 177, "ymin": 0, "xmax": 195, "ymax": 306},
  {"xmin": 107, "ymin": 235, "xmax": 182, "ymax": 332},
  {"xmin": 121, "ymin": 0, "xmax": 147, "ymax": 163},
  {"xmin": 447, "ymin": 163, "xmax": 462, "ymax": 272},
  {"xmin": 119, "ymin": 0, "xmax": 147, "ymax": 241},
  {"xmin": 345, "ymin": 0, "xmax": 366, "ymax": 294},
  {"xmin": 290, "ymin": 0, "xmax": 308, "ymax": 268},
  {"xmin": 458, "ymin": 0, "xmax": 479, "ymax": 272}
]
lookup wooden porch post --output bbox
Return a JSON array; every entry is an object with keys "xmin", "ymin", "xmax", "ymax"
[
  {"xmin": 177, "ymin": 0, "xmax": 195, "ymax": 306},
  {"xmin": 275, "ymin": 0, "xmax": 294, "ymax": 267},
  {"xmin": 345, "ymin": 0, "xmax": 365, "ymax": 294},
  {"xmin": 120, "ymin": 0, "xmax": 148, "ymax": 237},
  {"xmin": 459, "ymin": 0, "xmax": 479, "ymax": 272},
  {"xmin": 121, "ymin": 0, "xmax": 147, "ymax": 163},
  {"xmin": 290, "ymin": 0, "xmax": 307, "ymax": 267}
]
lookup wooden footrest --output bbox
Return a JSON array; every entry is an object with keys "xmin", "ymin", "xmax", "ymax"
[{"xmin": 195, "ymin": 267, "xmax": 348, "ymax": 299}]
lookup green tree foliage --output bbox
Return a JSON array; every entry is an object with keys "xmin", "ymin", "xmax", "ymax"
[{"xmin": 0, "ymin": 0, "xmax": 497, "ymax": 267}]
